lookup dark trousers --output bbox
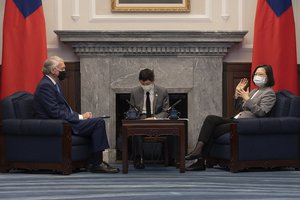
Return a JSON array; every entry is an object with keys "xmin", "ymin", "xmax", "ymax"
[
  {"xmin": 72, "ymin": 117, "xmax": 109, "ymax": 153},
  {"xmin": 198, "ymin": 115, "xmax": 234, "ymax": 157}
]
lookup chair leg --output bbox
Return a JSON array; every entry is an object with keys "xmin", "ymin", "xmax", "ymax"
[{"xmin": 164, "ymin": 139, "xmax": 169, "ymax": 166}]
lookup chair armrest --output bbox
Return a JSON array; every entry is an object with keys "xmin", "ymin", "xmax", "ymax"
[
  {"xmin": 2, "ymin": 119, "xmax": 70, "ymax": 136},
  {"xmin": 235, "ymin": 117, "xmax": 300, "ymax": 135}
]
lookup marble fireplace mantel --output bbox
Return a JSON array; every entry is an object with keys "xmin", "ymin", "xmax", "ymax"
[
  {"xmin": 55, "ymin": 30, "xmax": 247, "ymax": 161},
  {"xmin": 55, "ymin": 31, "xmax": 247, "ymax": 57}
]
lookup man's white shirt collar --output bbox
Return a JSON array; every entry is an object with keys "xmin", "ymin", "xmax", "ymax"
[{"xmin": 46, "ymin": 75, "xmax": 57, "ymax": 85}]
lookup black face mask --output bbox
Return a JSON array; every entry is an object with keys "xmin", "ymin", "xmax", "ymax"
[{"xmin": 58, "ymin": 70, "xmax": 66, "ymax": 81}]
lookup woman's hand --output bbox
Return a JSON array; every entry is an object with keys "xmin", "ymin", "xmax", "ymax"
[
  {"xmin": 235, "ymin": 78, "xmax": 248, "ymax": 98},
  {"xmin": 236, "ymin": 87, "xmax": 250, "ymax": 101},
  {"xmin": 236, "ymin": 78, "xmax": 248, "ymax": 90}
]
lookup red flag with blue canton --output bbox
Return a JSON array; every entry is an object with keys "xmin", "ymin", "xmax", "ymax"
[
  {"xmin": 252, "ymin": 0, "xmax": 298, "ymax": 95},
  {"xmin": 1, "ymin": 0, "xmax": 47, "ymax": 99}
]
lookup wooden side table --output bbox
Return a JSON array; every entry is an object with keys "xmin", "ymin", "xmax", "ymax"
[{"xmin": 122, "ymin": 119, "xmax": 187, "ymax": 173}]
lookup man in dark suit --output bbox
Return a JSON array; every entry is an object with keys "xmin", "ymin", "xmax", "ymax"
[
  {"xmin": 129, "ymin": 68, "xmax": 169, "ymax": 169},
  {"xmin": 33, "ymin": 56, "xmax": 119, "ymax": 173}
]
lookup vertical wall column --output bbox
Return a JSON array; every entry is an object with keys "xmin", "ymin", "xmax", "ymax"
[
  {"xmin": 80, "ymin": 57, "xmax": 116, "ymax": 160},
  {"xmin": 189, "ymin": 57, "xmax": 223, "ymax": 146}
]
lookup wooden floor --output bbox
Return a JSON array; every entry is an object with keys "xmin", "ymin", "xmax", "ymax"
[{"xmin": 1, "ymin": 164, "xmax": 300, "ymax": 200}]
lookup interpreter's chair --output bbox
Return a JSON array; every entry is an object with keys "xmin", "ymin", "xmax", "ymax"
[
  {"xmin": 142, "ymin": 136, "xmax": 169, "ymax": 166},
  {"xmin": 207, "ymin": 90, "xmax": 300, "ymax": 172},
  {"xmin": 0, "ymin": 92, "xmax": 91, "ymax": 175}
]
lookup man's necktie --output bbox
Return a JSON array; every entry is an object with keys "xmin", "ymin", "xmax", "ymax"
[
  {"xmin": 56, "ymin": 84, "xmax": 73, "ymax": 114},
  {"xmin": 55, "ymin": 84, "xmax": 60, "ymax": 94},
  {"xmin": 146, "ymin": 91, "xmax": 151, "ymax": 117}
]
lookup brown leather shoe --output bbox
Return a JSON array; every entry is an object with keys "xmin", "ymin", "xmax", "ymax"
[{"xmin": 88, "ymin": 162, "xmax": 120, "ymax": 173}]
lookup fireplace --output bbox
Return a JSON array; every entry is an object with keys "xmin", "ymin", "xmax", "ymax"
[{"xmin": 55, "ymin": 31, "xmax": 247, "ymax": 162}]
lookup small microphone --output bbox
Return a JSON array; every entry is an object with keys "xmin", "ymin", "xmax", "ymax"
[
  {"xmin": 126, "ymin": 99, "xmax": 140, "ymax": 112},
  {"xmin": 167, "ymin": 99, "xmax": 182, "ymax": 111}
]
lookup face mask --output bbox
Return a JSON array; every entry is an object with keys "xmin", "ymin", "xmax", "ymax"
[
  {"xmin": 141, "ymin": 84, "xmax": 153, "ymax": 92},
  {"xmin": 58, "ymin": 70, "xmax": 66, "ymax": 81},
  {"xmin": 253, "ymin": 75, "xmax": 267, "ymax": 87}
]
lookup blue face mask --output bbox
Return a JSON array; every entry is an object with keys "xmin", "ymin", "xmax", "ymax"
[{"xmin": 253, "ymin": 75, "xmax": 267, "ymax": 87}]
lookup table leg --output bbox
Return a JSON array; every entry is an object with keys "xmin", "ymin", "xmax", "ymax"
[
  {"xmin": 122, "ymin": 127, "xmax": 128, "ymax": 174},
  {"xmin": 179, "ymin": 129, "xmax": 185, "ymax": 173}
]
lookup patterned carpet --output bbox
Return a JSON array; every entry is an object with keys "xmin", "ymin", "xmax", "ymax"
[{"xmin": 1, "ymin": 165, "xmax": 300, "ymax": 200}]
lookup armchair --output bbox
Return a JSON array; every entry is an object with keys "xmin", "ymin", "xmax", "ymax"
[
  {"xmin": 207, "ymin": 90, "xmax": 300, "ymax": 172},
  {"xmin": 0, "ymin": 92, "xmax": 91, "ymax": 175}
]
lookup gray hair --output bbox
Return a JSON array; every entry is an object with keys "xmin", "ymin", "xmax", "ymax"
[{"xmin": 42, "ymin": 56, "xmax": 64, "ymax": 75}]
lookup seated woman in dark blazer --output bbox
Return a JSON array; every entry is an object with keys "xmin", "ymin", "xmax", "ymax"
[{"xmin": 186, "ymin": 64, "xmax": 276, "ymax": 171}]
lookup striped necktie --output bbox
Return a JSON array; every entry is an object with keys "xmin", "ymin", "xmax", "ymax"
[{"xmin": 56, "ymin": 84, "xmax": 73, "ymax": 114}]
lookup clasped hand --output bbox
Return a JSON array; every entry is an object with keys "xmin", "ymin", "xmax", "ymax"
[
  {"xmin": 82, "ymin": 112, "xmax": 93, "ymax": 119},
  {"xmin": 235, "ymin": 78, "xmax": 250, "ymax": 101},
  {"xmin": 144, "ymin": 117, "xmax": 156, "ymax": 120}
]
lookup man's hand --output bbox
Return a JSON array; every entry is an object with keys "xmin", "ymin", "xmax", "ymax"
[
  {"xmin": 144, "ymin": 117, "xmax": 156, "ymax": 120},
  {"xmin": 82, "ymin": 112, "xmax": 93, "ymax": 119}
]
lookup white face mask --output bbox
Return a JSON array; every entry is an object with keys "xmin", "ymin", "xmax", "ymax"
[
  {"xmin": 253, "ymin": 75, "xmax": 267, "ymax": 87},
  {"xmin": 141, "ymin": 84, "xmax": 154, "ymax": 92}
]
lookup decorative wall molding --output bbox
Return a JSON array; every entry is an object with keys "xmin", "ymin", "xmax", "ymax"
[
  {"xmin": 221, "ymin": 0, "xmax": 230, "ymax": 21},
  {"xmin": 89, "ymin": 0, "xmax": 212, "ymax": 23},
  {"xmin": 55, "ymin": 0, "xmax": 63, "ymax": 30},
  {"xmin": 238, "ymin": 0, "xmax": 244, "ymax": 31},
  {"xmin": 71, "ymin": 0, "xmax": 80, "ymax": 21},
  {"xmin": 205, "ymin": 0, "xmax": 212, "ymax": 21},
  {"xmin": 48, "ymin": 0, "xmax": 63, "ymax": 50},
  {"xmin": 237, "ymin": 0, "xmax": 253, "ymax": 49},
  {"xmin": 71, "ymin": 45, "xmax": 231, "ymax": 56},
  {"xmin": 54, "ymin": 31, "xmax": 248, "ymax": 57}
]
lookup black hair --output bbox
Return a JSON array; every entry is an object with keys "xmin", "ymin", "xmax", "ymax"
[
  {"xmin": 252, "ymin": 64, "xmax": 275, "ymax": 87},
  {"xmin": 139, "ymin": 68, "xmax": 154, "ymax": 82}
]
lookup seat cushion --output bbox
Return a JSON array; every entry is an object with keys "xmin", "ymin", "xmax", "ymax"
[
  {"xmin": 214, "ymin": 133, "xmax": 230, "ymax": 145},
  {"xmin": 72, "ymin": 135, "xmax": 91, "ymax": 146},
  {"xmin": 3, "ymin": 119, "xmax": 65, "ymax": 136}
]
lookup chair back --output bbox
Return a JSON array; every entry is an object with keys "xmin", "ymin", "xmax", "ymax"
[
  {"xmin": 288, "ymin": 92, "xmax": 300, "ymax": 117},
  {"xmin": 1, "ymin": 91, "xmax": 35, "ymax": 119},
  {"xmin": 269, "ymin": 90, "xmax": 300, "ymax": 118}
]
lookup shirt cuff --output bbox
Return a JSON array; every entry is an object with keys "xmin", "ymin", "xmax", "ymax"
[{"xmin": 79, "ymin": 114, "xmax": 84, "ymax": 120}]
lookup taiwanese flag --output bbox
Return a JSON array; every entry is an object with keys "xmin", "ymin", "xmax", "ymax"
[
  {"xmin": 1, "ymin": 0, "xmax": 47, "ymax": 99},
  {"xmin": 252, "ymin": 0, "xmax": 298, "ymax": 95}
]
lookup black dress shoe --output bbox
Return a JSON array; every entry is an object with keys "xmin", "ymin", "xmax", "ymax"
[
  {"xmin": 88, "ymin": 162, "xmax": 120, "ymax": 173},
  {"xmin": 185, "ymin": 152, "xmax": 202, "ymax": 160},
  {"xmin": 186, "ymin": 159, "xmax": 206, "ymax": 171},
  {"xmin": 133, "ymin": 156, "xmax": 145, "ymax": 169}
]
